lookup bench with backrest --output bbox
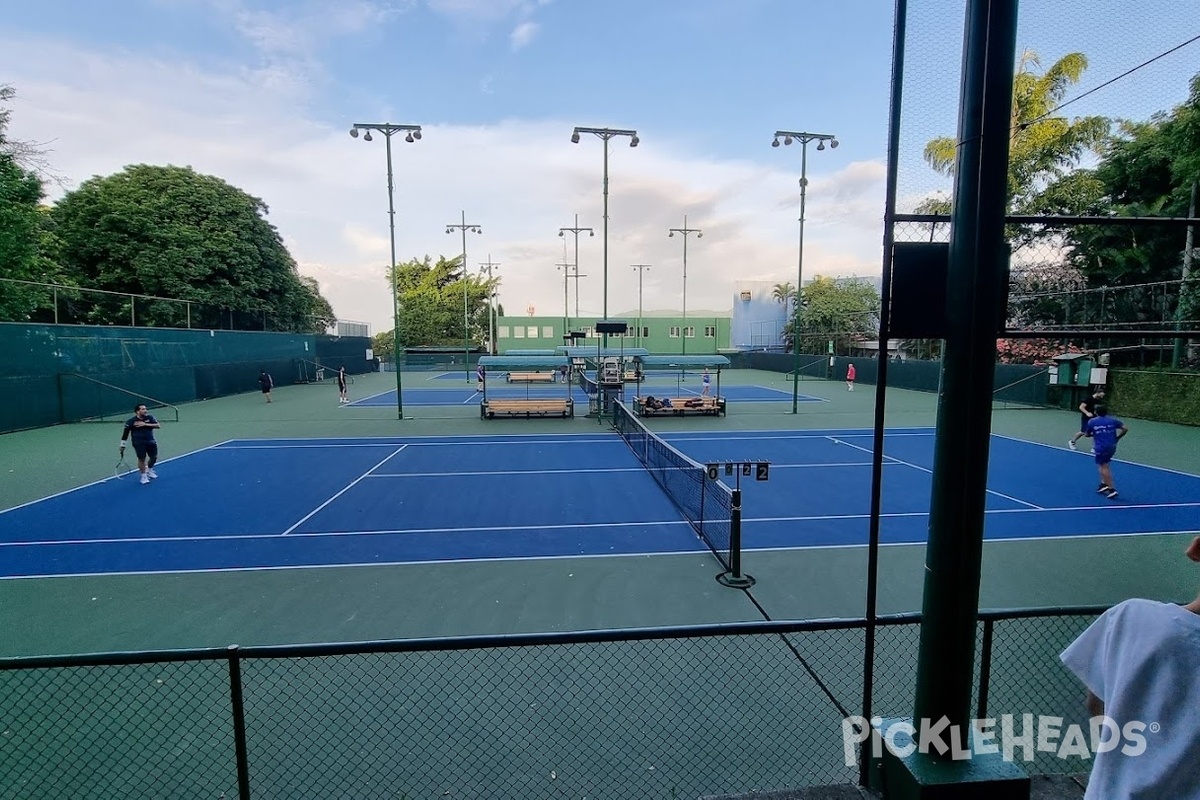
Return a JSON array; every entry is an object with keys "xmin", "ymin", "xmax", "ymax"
[
  {"xmin": 505, "ymin": 371, "xmax": 557, "ymax": 383},
  {"xmin": 481, "ymin": 398, "xmax": 574, "ymax": 419},
  {"xmin": 634, "ymin": 395, "xmax": 725, "ymax": 417}
]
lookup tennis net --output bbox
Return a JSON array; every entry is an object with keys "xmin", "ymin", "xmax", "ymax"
[{"xmin": 611, "ymin": 400, "xmax": 739, "ymax": 574}]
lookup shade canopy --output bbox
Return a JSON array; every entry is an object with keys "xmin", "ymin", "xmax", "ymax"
[
  {"xmin": 478, "ymin": 355, "xmax": 571, "ymax": 369},
  {"xmin": 637, "ymin": 355, "xmax": 731, "ymax": 369}
]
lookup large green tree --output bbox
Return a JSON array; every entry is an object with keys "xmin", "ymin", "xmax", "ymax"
[
  {"xmin": 49, "ymin": 164, "xmax": 334, "ymax": 332},
  {"xmin": 918, "ymin": 49, "xmax": 1110, "ymax": 214},
  {"xmin": 0, "ymin": 85, "xmax": 67, "ymax": 321},
  {"xmin": 388, "ymin": 254, "xmax": 498, "ymax": 350},
  {"xmin": 1030, "ymin": 73, "xmax": 1200, "ymax": 334},
  {"xmin": 783, "ymin": 275, "xmax": 880, "ymax": 354}
]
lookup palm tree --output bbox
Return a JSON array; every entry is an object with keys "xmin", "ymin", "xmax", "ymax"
[
  {"xmin": 772, "ymin": 281, "xmax": 796, "ymax": 308},
  {"xmin": 916, "ymin": 49, "xmax": 1110, "ymax": 215}
]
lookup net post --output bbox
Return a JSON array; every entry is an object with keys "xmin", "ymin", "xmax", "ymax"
[{"xmin": 717, "ymin": 488, "xmax": 754, "ymax": 588}]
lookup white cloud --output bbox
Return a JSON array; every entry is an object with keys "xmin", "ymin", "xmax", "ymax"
[
  {"xmin": 510, "ymin": 21, "xmax": 540, "ymax": 51},
  {"xmin": 0, "ymin": 33, "xmax": 885, "ymax": 335}
]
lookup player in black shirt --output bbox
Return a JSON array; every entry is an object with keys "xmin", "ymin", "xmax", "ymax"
[
  {"xmin": 1069, "ymin": 388, "xmax": 1106, "ymax": 451},
  {"xmin": 120, "ymin": 404, "xmax": 161, "ymax": 485}
]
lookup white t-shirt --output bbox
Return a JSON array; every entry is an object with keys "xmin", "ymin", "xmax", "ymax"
[{"xmin": 1060, "ymin": 598, "xmax": 1200, "ymax": 800}]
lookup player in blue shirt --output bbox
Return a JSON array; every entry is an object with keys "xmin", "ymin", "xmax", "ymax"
[
  {"xmin": 1084, "ymin": 405, "xmax": 1127, "ymax": 499},
  {"xmin": 120, "ymin": 404, "xmax": 162, "ymax": 485}
]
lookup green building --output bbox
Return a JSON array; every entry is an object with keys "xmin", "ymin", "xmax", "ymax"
[{"xmin": 495, "ymin": 314, "xmax": 731, "ymax": 355}]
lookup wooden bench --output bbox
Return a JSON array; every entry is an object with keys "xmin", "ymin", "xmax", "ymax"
[
  {"xmin": 623, "ymin": 370, "xmax": 644, "ymax": 383},
  {"xmin": 505, "ymin": 371, "xmax": 557, "ymax": 383},
  {"xmin": 481, "ymin": 398, "xmax": 574, "ymax": 419},
  {"xmin": 634, "ymin": 395, "xmax": 726, "ymax": 417}
]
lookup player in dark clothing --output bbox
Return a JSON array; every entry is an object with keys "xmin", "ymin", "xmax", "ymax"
[
  {"xmin": 337, "ymin": 366, "xmax": 349, "ymax": 404},
  {"xmin": 259, "ymin": 370, "xmax": 274, "ymax": 403},
  {"xmin": 1084, "ymin": 405, "xmax": 1127, "ymax": 499},
  {"xmin": 120, "ymin": 404, "xmax": 161, "ymax": 485},
  {"xmin": 1069, "ymin": 388, "xmax": 1105, "ymax": 450}
]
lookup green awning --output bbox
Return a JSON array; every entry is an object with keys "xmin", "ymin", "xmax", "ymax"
[
  {"xmin": 478, "ymin": 355, "xmax": 571, "ymax": 369},
  {"xmin": 554, "ymin": 346, "xmax": 651, "ymax": 357},
  {"xmin": 638, "ymin": 355, "xmax": 731, "ymax": 368}
]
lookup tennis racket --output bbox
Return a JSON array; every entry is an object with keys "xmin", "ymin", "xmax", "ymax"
[{"xmin": 115, "ymin": 449, "xmax": 132, "ymax": 479}]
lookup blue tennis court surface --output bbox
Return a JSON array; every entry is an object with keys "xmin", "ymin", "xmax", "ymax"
[
  {"xmin": 350, "ymin": 384, "xmax": 824, "ymax": 407},
  {"xmin": 2, "ymin": 427, "xmax": 1197, "ymax": 579}
]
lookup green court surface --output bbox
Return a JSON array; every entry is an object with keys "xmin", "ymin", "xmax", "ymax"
[{"xmin": 2, "ymin": 368, "xmax": 1196, "ymax": 660}]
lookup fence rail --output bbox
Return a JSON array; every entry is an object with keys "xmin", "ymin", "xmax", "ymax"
[{"xmin": 0, "ymin": 607, "xmax": 1109, "ymax": 799}]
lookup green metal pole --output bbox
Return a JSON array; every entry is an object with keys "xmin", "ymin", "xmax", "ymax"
[
  {"xmin": 912, "ymin": 0, "xmax": 1018, "ymax": 744},
  {"xmin": 792, "ymin": 143, "xmax": 808, "ymax": 414},
  {"xmin": 385, "ymin": 131, "xmax": 404, "ymax": 419},
  {"xmin": 1172, "ymin": 181, "xmax": 1196, "ymax": 367}
]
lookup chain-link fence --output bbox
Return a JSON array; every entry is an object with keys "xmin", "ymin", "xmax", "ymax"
[{"xmin": 1, "ymin": 608, "xmax": 1104, "ymax": 799}]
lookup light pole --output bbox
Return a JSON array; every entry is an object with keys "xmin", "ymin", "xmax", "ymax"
[
  {"xmin": 558, "ymin": 214, "xmax": 594, "ymax": 335},
  {"xmin": 773, "ymin": 129, "xmax": 839, "ymax": 413},
  {"xmin": 479, "ymin": 255, "xmax": 500, "ymax": 355},
  {"xmin": 632, "ymin": 264, "xmax": 651, "ymax": 349},
  {"xmin": 350, "ymin": 122, "xmax": 422, "ymax": 420},
  {"xmin": 555, "ymin": 262, "xmax": 573, "ymax": 339},
  {"xmin": 446, "ymin": 210, "xmax": 482, "ymax": 382},
  {"xmin": 570, "ymin": 126, "xmax": 639, "ymax": 345},
  {"xmin": 668, "ymin": 216, "xmax": 702, "ymax": 355}
]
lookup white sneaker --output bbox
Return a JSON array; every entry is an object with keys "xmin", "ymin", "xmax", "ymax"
[
  {"xmin": 140, "ymin": 474, "xmax": 150, "ymax": 485},
  {"xmin": 1068, "ymin": 440, "xmax": 1076, "ymax": 451},
  {"xmin": 147, "ymin": 468, "xmax": 158, "ymax": 479}
]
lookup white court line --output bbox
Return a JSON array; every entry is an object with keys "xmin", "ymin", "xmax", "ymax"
[
  {"xmin": 367, "ymin": 467, "xmax": 646, "ymax": 478},
  {"xmin": 0, "ymin": 439, "xmax": 234, "ymax": 517},
  {"xmin": 11, "ymin": 501, "xmax": 1199, "ymax": 550},
  {"xmin": 462, "ymin": 391, "xmax": 481, "ymax": 404},
  {"xmin": 365, "ymin": 462, "xmax": 899, "ymax": 479},
  {"xmin": 345, "ymin": 388, "xmax": 395, "ymax": 405},
  {"xmin": 743, "ymin": 529, "xmax": 1199, "ymax": 556},
  {"xmin": 216, "ymin": 425, "xmax": 936, "ymax": 445},
  {"xmin": 827, "ymin": 436, "xmax": 1045, "ymax": 510},
  {"xmin": 4, "ymin": 518, "xmax": 693, "ymax": 549},
  {"xmin": 280, "ymin": 445, "xmax": 408, "ymax": 535},
  {"xmin": 990, "ymin": 432, "xmax": 1200, "ymax": 481},
  {"xmin": 0, "ymin": 545, "xmax": 710, "ymax": 582}
]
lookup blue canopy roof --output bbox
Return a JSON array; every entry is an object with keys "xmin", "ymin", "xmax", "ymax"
[{"xmin": 502, "ymin": 349, "xmax": 558, "ymax": 356}]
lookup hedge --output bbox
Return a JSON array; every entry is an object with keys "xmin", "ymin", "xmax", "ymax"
[{"xmin": 1109, "ymin": 369, "xmax": 1200, "ymax": 427}]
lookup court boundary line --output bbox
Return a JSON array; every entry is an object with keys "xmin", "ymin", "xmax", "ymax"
[
  {"xmin": 744, "ymin": 528, "xmax": 1200, "ymax": 555},
  {"xmin": 0, "ymin": 544, "xmax": 716, "ymax": 582},
  {"xmin": 4, "ymin": 527, "xmax": 1191, "ymax": 583},
  {"xmin": 0, "ymin": 439, "xmax": 234, "ymax": 518},
  {"xmin": 3, "ymin": 519, "xmax": 696, "ymax": 549},
  {"xmin": 10, "ymin": 502, "xmax": 1198, "ymax": 551},
  {"xmin": 281, "ymin": 445, "xmax": 408, "ymax": 535},
  {"xmin": 827, "ymin": 435, "xmax": 1044, "ymax": 511},
  {"xmin": 990, "ymin": 432, "xmax": 1200, "ymax": 481}
]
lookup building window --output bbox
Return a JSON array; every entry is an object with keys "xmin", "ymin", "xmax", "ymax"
[
  {"xmin": 684, "ymin": 326, "xmax": 695, "ymax": 338},
  {"xmin": 542, "ymin": 326, "xmax": 554, "ymax": 338},
  {"xmin": 513, "ymin": 327, "xmax": 525, "ymax": 338},
  {"xmin": 498, "ymin": 326, "xmax": 510, "ymax": 338},
  {"xmin": 669, "ymin": 326, "xmax": 680, "ymax": 338},
  {"xmin": 527, "ymin": 326, "xmax": 538, "ymax": 338},
  {"xmin": 642, "ymin": 326, "xmax": 649, "ymax": 338},
  {"xmin": 704, "ymin": 326, "xmax": 716, "ymax": 338}
]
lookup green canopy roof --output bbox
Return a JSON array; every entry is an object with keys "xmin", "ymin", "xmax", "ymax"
[
  {"xmin": 478, "ymin": 355, "xmax": 570, "ymax": 369},
  {"xmin": 638, "ymin": 355, "xmax": 731, "ymax": 368},
  {"xmin": 555, "ymin": 346, "xmax": 650, "ymax": 357},
  {"xmin": 502, "ymin": 349, "xmax": 558, "ymax": 356}
]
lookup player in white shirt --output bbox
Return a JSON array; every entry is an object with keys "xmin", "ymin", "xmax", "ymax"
[{"xmin": 1060, "ymin": 536, "xmax": 1200, "ymax": 799}]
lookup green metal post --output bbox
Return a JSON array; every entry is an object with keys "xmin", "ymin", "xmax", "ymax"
[{"xmin": 912, "ymin": 0, "xmax": 1018, "ymax": 744}]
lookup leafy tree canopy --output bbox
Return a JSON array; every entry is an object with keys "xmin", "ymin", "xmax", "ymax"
[
  {"xmin": 389, "ymin": 254, "xmax": 499, "ymax": 349},
  {"xmin": 917, "ymin": 49, "xmax": 1110, "ymax": 214},
  {"xmin": 49, "ymin": 164, "xmax": 334, "ymax": 332}
]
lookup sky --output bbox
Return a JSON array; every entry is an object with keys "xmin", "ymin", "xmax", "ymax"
[{"xmin": 2, "ymin": 0, "xmax": 1196, "ymax": 334}]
